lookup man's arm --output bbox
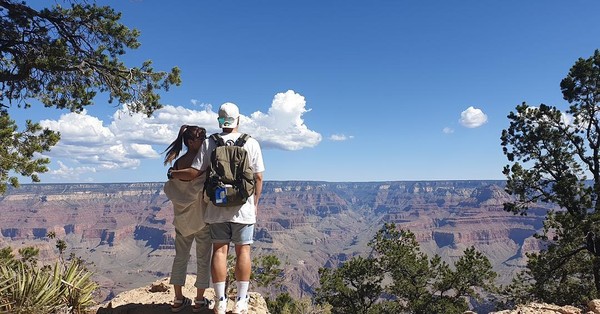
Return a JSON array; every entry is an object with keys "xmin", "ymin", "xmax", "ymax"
[
  {"xmin": 168, "ymin": 167, "xmax": 203, "ymax": 181},
  {"xmin": 168, "ymin": 139, "xmax": 208, "ymax": 181},
  {"xmin": 254, "ymin": 172, "xmax": 263, "ymax": 212}
]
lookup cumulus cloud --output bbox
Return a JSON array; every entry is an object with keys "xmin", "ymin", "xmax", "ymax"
[
  {"xmin": 40, "ymin": 111, "xmax": 142, "ymax": 172},
  {"xmin": 48, "ymin": 161, "xmax": 97, "ymax": 181},
  {"xmin": 109, "ymin": 104, "xmax": 216, "ymax": 146},
  {"xmin": 459, "ymin": 106, "xmax": 488, "ymax": 128},
  {"xmin": 442, "ymin": 127, "xmax": 454, "ymax": 134},
  {"xmin": 329, "ymin": 134, "xmax": 354, "ymax": 141},
  {"xmin": 39, "ymin": 90, "xmax": 321, "ymax": 178},
  {"xmin": 129, "ymin": 144, "xmax": 161, "ymax": 159},
  {"xmin": 249, "ymin": 90, "xmax": 322, "ymax": 150},
  {"xmin": 40, "ymin": 111, "xmax": 115, "ymax": 145}
]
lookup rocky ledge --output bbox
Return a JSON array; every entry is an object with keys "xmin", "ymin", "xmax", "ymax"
[
  {"xmin": 487, "ymin": 300, "xmax": 600, "ymax": 314},
  {"xmin": 93, "ymin": 276, "xmax": 600, "ymax": 314},
  {"xmin": 93, "ymin": 275, "xmax": 268, "ymax": 314}
]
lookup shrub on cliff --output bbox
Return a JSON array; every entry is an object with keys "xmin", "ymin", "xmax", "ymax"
[
  {"xmin": 0, "ymin": 233, "xmax": 98, "ymax": 313},
  {"xmin": 500, "ymin": 49, "xmax": 600, "ymax": 306},
  {"xmin": 315, "ymin": 223, "xmax": 497, "ymax": 314}
]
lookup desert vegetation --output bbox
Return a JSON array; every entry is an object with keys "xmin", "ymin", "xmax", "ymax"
[
  {"xmin": 314, "ymin": 224, "xmax": 496, "ymax": 314},
  {"xmin": 0, "ymin": 0, "xmax": 180, "ymax": 194},
  {"xmin": 309, "ymin": 49, "xmax": 600, "ymax": 313},
  {"xmin": 499, "ymin": 49, "xmax": 600, "ymax": 307},
  {"xmin": 2, "ymin": 0, "xmax": 600, "ymax": 313},
  {"xmin": 0, "ymin": 233, "xmax": 97, "ymax": 314}
]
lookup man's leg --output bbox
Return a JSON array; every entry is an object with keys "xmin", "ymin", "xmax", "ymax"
[
  {"xmin": 211, "ymin": 242, "xmax": 229, "ymax": 313},
  {"xmin": 234, "ymin": 243, "xmax": 251, "ymax": 311},
  {"xmin": 232, "ymin": 224, "xmax": 254, "ymax": 314},
  {"xmin": 232, "ymin": 223, "xmax": 254, "ymax": 283},
  {"xmin": 234, "ymin": 244, "xmax": 251, "ymax": 281},
  {"xmin": 210, "ymin": 222, "xmax": 232, "ymax": 313},
  {"xmin": 211, "ymin": 242, "xmax": 229, "ymax": 283}
]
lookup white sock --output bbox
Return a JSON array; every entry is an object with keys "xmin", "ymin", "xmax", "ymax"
[
  {"xmin": 236, "ymin": 281, "xmax": 249, "ymax": 301},
  {"xmin": 214, "ymin": 281, "xmax": 226, "ymax": 300}
]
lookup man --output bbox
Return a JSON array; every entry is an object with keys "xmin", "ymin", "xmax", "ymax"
[{"xmin": 173, "ymin": 102, "xmax": 264, "ymax": 314}]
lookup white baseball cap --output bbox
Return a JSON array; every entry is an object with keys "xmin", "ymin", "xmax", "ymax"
[{"xmin": 218, "ymin": 102, "xmax": 239, "ymax": 128}]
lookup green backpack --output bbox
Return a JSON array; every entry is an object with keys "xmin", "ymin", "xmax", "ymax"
[{"xmin": 204, "ymin": 133, "xmax": 255, "ymax": 207}]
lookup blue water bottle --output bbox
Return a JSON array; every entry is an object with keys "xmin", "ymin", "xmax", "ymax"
[{"xmin": 215, "ymin": 186, "xmax": 227, "ymax": 204}]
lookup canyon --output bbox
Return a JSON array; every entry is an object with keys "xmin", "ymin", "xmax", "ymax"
[{"xmin": 0, "ymin": 180, "xmax": 551, "ymax": 302}]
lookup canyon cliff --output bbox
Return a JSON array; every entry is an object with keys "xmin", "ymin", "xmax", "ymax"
[{"xmin": 0, "ymin": 180, "xmax": 551, "ymax": 303}]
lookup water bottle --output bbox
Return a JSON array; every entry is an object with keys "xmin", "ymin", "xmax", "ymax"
[{"xmin": 215, "ymin": 186, "xmax": 227, "ymax": 204}]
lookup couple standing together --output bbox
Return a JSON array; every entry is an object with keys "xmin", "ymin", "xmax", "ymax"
[{"xmin": 163, "ymin": 102, "xmax": 265, "ymax": 314}]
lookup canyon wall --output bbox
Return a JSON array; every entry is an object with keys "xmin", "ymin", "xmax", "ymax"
[{"xmin": 0, "ymin": 180, "xmax": 551, "ymax": 301}]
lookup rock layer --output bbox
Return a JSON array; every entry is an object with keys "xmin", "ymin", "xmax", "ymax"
[{"xmin": 0, "ymin": 180, "xmax": 552, "ymax": 303}]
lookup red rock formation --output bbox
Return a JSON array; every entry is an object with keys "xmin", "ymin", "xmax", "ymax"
[{"xmin": 0, "ymin": 180, "xmax": 554, "ymax": 303}]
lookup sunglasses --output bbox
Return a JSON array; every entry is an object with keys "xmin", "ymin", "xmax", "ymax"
[{"xmin": 218, "ymin": 117, "xmax": 237, "ymax": 126}]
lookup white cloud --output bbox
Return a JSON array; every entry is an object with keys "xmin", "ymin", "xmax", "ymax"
[
  {"xmin": 39, "ymin": 90, "xmax": 321, "ymax": 179},
  {"xmin": 129, "ymin": 144, "xmax": 161, "ymax": 159},
  {"xmin": 48, "ymin": 161, "xmax": 97, "ymax": 180},
  {"xmin": 459, "ymin": 106, "xmax": 488, "ymax": 128},
  {"xmin": 40, "ymin": 110, "xmax": 114, "ymax": 145},
  {"xmin": 329, "ymin": 134, "xmax": 354, "ymax": 141},
  {"xmin": 108, "ymin": 105, "xmax": 215, "ymax": 146},
  {"xmin": 442, "ymin": 127, "xmax": 454, "ymax": 134},
  {"xmin": 39, "ymin": 111, "xmax": 142, "ymax": 172},
  {"xmin": 248, "ymin": 90, "xmax": 322, "ymax": 150}
]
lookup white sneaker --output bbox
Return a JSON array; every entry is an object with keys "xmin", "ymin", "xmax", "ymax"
[
  {"xmin": 232, "ymin": 295, "xmax": 249, "ymax": 314},
  {"xmin": 214, "ymin": 296, "xmax": 227, "ymax": 314}
]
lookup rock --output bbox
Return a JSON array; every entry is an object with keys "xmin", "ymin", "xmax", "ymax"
[
  {"xmin": 147, "ymin": 282, "xmax": 169, "ymax": 293},
  {"xmin": 589, "ymin": 300, "xmax": 600, "ymax": 314},
  {"xmin": 93, "ymin": 275, "xmax": 269, "ymax": 314},
  {"xmin": 489, "ymin": 302, "xmax": 582, "ymax": 314},
  {"xmin": 0, "ymin": 180, "xmax": 550, "ymax": 298}
]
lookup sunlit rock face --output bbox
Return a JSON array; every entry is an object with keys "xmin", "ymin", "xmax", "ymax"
[{"xmin": 0, "ymin": 180, "xmax": 551, "ymax": 301}]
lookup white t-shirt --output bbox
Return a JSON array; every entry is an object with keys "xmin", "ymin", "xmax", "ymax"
[{"xmin": 191, "ymin": 132, "xmax": 265, "ymax": 224}]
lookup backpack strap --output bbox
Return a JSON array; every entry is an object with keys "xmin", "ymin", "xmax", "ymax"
[
  {"xmin": 235, "ymin": 133, "xmax": 250, "ymax": 147},
  {"xmin": 209, "ymin": 133, "xmax": 225, "ymax": 147}
]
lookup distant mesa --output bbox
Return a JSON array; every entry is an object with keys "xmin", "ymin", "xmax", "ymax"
[{"xmin": 0, "ymin": 180, "xmax": 550, "ymax": 302}]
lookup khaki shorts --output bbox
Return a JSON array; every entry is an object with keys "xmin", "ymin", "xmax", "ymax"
[{"xmin": 210, "ymin": 222, "xmax": 254, "ymax": 245}]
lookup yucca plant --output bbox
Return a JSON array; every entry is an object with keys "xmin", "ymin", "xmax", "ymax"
[
  {"xmin": 0, "ymin": 261, "xmax": 65, "ymax": 313},
  {"xmin": 1, "ymin": 237, "xmax": 99, "ymax": 314},
  {"xmin": 0, "ymin": 270, "xmax": 15, "ymax": 314},
  {"xmin": 60, "ymin": 259, "xmax": 98, "ymax": 313},
  {"xmin": 0, "ymin": 259, "xmax": 98, "ymax": 314}
]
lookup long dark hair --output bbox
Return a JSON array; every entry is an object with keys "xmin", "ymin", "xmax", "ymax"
[{"xmin": 163, "ymin": 125, "xmax": 206, "ymax": 165}]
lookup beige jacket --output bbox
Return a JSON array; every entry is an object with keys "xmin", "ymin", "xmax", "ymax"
[{"xmin": 163, "ymin": 175, "xmax": 207, "ymax": 237}]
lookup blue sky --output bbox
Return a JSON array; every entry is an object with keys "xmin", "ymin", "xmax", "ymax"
[{"xmin": 9, "ymin": 0, "xmax": 600, "ymax": 183}]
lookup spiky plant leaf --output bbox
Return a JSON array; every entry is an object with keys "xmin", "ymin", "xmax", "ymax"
[
  {"xmin": 0, "ymin": 266, "xmax": 16, "ymax": 313},
  {"xmin": 1, "ymin": 261, "xmax": 64, "ymax": 313},
  {"xmin": 61, "ymin": 259, "xmax": 98, "ymax": 312}
]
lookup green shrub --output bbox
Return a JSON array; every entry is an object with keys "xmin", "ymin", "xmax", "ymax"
[
  {"xmin": 0, "ymin": 262, "xmax": 65, "ymax": 313},
  {"xmin": 61, "ymin": 259, "xmax": 98, "ymax": 312},
  {"xmin": 0, "ymin": 246, "xmax": 98, "ymax": 314},
  {"xmin": 0, "ymin": 274, "xmax": 14, "ymax": 313}
]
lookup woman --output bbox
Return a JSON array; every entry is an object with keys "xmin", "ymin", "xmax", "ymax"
[{"xmin": 163, "ymin": 125, "xmax": 212, "ymax": 312}]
